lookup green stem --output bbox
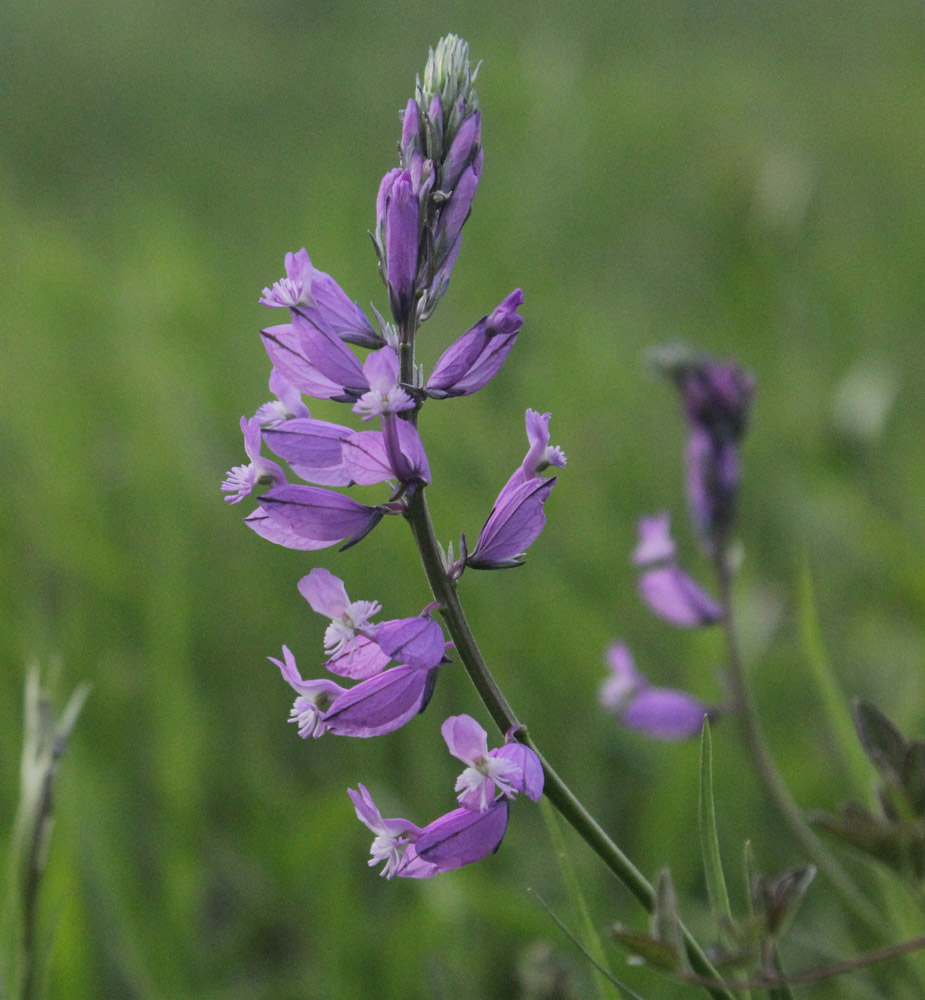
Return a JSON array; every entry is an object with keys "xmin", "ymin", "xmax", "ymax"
[{"xmin": 405, "ymin": 488, "xmax": 736, "ymax": 1000}]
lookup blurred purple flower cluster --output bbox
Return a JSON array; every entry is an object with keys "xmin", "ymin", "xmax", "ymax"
[{"xmin": 601, "ymin": 352, "xmax": 754, "ymax": 741}]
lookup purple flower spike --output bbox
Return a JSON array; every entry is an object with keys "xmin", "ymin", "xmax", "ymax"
[
  {"xmin": 426, "ymin": 290, "xmax": 524, "ymax": 398},
  {"xmin": 348, "ymin": 784, "xmax": 436, "ymax": 879},
  {"xmin": 415, "ymin": 801, "xmax": 509, "ymax": 872},
  {"xmin": 268, "ymin": 645, "xmax": 347, "ymax": 738},
  {"xmin": 324, "ymin": 664, "xmax": 437, "ymax": 737},
  {"xmin": 638, "ymin": 565, "xmax": 724, "ymax": 627},
  {"xmin": 374, "ymin": 616, "xmax": 446, "ymax": 670},
  {"xmin": 221, "ymin": 416, "xmax": 286, "ymax": 504},
  {"xmin": 259, "ymin": 484, "xmax": 385, "ymax": 547},
  {"xmin": 263, "ymin": 417, "xmax": 353, "ymax": 487},
  {"xmin": 600, "ymin": 643, "xmax": 712, "ymax": 741},
  {"xmin": 467, "ymin": 476, "xmax": 556, "ymax": 569},
  {"xmin": 442, "ymin": 714, "xmax": 525, "ymax": 813}
]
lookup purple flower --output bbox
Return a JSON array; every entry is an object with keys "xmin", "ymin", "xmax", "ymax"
[
  {"xmin": 519, "ymin": 409, "xmax": 567, "ymax": 481},
  {"xmin": 600, "ymin": 643, "xmax": 713, "ymax": 741},
  {"xmin": 632, "ymin": 513, "xmax": 723, "ymax": 627},
  {"xmin": 466, "ymin": 408, "xmax": 563, "ymax": 569},
  {"xmin": 466, "ymin": 476, "xmax": 556, "ymax": 569},
  {"xmin": 260, "ymin": 249, "xmax": 381, "ymax": 348},
  {"xmin": 441, "ymin": 109, "xmax": 481, "ymax": 193},
  {"xmin": 297, "ymin": 568, "xmax": 390, "ymax": 679},
  {"xmin": 442, "ymin": 714, "xmax": 542, "ymax": 812},
  {"xmin": 426, "ymin": 290, "xmax": 524, "ymax": 398},
  {"xmin": 352, "ymin": 347, "xmax": 415, "ymax": 420},
  {"xmin": 638, "ymin": 566, "xmax": 724, "ymax": 627},
  {"xmin": 415, "ymin": 801, "xmax": 509, "ymax": 871},
  {"xmin": 253, "ymin": 369, "xmax": 311, "ymax": 427},
  {"xmin": 258, "ymin": 484, "xmax": 386, "ymax": 548},
  {"xmin": 433, "ymin": 154, "xmax": 481, "ymax": 271},
  {"xmin": 348, "ymin": 784, "xmax": 435, "ymax": 879},
  {"xmin": 379, "ymin": 169, "xmax": 420, "ymax": 323},
  {"xmin": 268, "ymin": 645, "xmax": 347, "ymax": 739},
  {"xmin": 221, "ymin": 416, "xmax": 286, "ymax": 504},
  {"xmin": 260, "ymin": 317, "xmax": 360, "ymax": 402}
]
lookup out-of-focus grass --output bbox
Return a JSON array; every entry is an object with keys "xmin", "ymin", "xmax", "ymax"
[{"xmin": 1, "ymin": 1, "xmax": 924, "ymax": 996}]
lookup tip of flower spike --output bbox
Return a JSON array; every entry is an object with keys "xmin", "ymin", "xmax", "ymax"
[{"xmin": 418, "ymin": 35, "xmax": 480, "ymax": 114}]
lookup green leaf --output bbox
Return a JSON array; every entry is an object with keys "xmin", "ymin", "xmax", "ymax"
[
  {"xmin": 854, "ymin": 700, "xmax": 907, "ymax": 781},
  {"xmin": 699, "ymin": 719, "xmax": 732, "ymax": 927}
]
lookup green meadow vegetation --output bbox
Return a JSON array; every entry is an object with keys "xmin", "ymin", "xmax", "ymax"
[{"xmin": 2, "ymin": 1, "xmax": 924, "ymax": 996}]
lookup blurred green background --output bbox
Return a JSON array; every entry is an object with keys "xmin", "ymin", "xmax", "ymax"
[{"xmin": 2, "ymin": 0, "xmax": 924, "ymax": 997}]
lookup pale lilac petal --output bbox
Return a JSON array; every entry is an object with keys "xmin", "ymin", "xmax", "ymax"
[
  {"xmin": 415, "ymin": 802, "xmax": 508, "ymax": 872},
  {"xmin": 622, "ymin": 688, "xmax": 711, "ymax": 741},
  {"xmin": 348, "ymin": 783, "xmax": 421, "ymax": 840},
  {"xmin": 520, "ymin": 409, "xmax": 566, "ymax": 479},
  {"xmin": 394, "ymin": 845, "xmax": 440, "ymax": 879},
  {"xmin": 353, "ymin": 347, "xmax": 414, "ymax": 418},
  {"xmin": 243, "ymin": 508, "xmax": 339, "ymax": 550},
  {"xmin": 342, "ymin": 422, "xmax": 430, "ymax": 486},
  {"xmin": 638, "ymin": 566, "xmax": 724, "ymax": 627},
  {"xmin": 324, "ymin": 665, "xmax": 436, "ymax": 737},
  {"xmin": 263, "ymin": 417, "xmax": 352, "ymax": 487},
  {"xmin": 467, "ymin": 476, "xmax": 556, "ymax": 569},
  {"xmin": 296, "ymin": 567, "xmax": 349, "ymax": 618},
  {"xmin": 324, "ymin": 636, "xmax": 391, "ymax": 680},
  {"xmin": 259, "ymin": 485, "xmax": 384, "ymax": 544},
  {"xmin": 598, "ymin": 642, "xmax": 646, "ymax": 711},
  {"xmin": 348, "ymin": 784, "xmax": 430, "ymax": 878},
  {"xmin": 633, "ymin": 512, "xmax": 677, "ymax": 566},
  {"xmin": 374, "ymin": 617, "xmax": 445, "ymax": 670},
  {"xmin": 441, "ymin": 714, "xmax": 489, "ymax": 764},
  {"xmin": 341, "ymin": 431, "xmax": 394, "ymax": 485},
  {"xmin": 259, "ymin": 248, "xmax": 315, "ymax": 307},
  {"xmin": 286, "ymin": 310, "xmax": 368, "ymax": 395},
  {"xmin": 260, "ymin": 322, "xmax": 352, "ymax": 401}
]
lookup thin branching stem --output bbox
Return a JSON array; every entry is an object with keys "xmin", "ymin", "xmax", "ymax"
[{"xmin": 713, "ymin": 550, "xmax": 882, "ymax": 932}]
